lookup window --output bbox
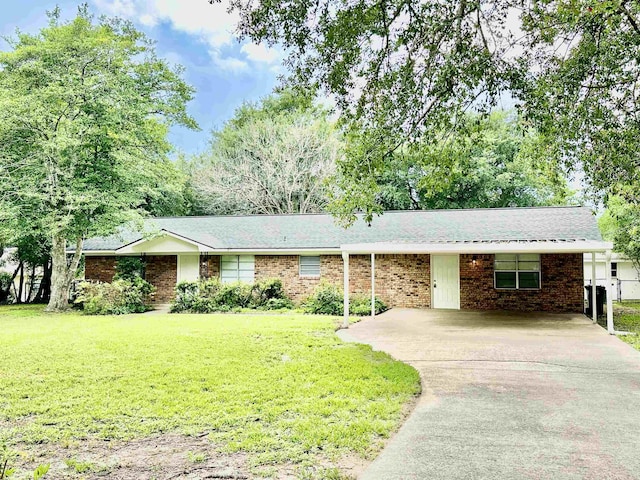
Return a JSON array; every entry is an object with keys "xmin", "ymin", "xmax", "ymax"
[
  {"xmin": 494, "ymin": 254, "xmax": 540, "ymax": 290},
  {"xmin": 299, "ymin": 256, "xmax": 321, "ymax": 277},
  {"xmin": 221, "ymin": 255, "xmax": 255, "ymax": 284},
  {"xmin": 611, "ymin": 262, "xmax": 618, "ymax": 278}
]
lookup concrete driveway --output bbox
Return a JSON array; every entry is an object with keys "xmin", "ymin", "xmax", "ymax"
[{"xmin": 339, "ymin": 309, "xmax": 640, "ymax": 480}]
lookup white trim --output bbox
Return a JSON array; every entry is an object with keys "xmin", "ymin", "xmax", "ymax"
[
  {"xmin": 371, "ymin": 253, "xmax": 376, "ymax": 318},
  {"xmin": 84, "ymin": 247, "xmax": 342, "ymax": 256},
  {"xmin": 605, "ymin": 250, "xmax": 614, "ymax": 334},
  {"xmin": 591, "ymin": 252, "xmax": 597, "ymax": 324},
  {"xmin": 493, "ymin": 254, "xmax": 541, "ymax": 290},
  {"xmin": 342, "ymin": 252, "xmax": 349, "ymax": 328},
  {"xmin": 115, "ymin": 230, "xmax": 209, "ymax": 253},
  {"xmin": 341, "ymin": 240, "xmax": 612, "ymax": 255}
]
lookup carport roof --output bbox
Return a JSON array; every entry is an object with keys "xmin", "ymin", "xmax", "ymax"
[{"xmin": 82, "ymin": 206, "xmax": 609, "ymax": 253}]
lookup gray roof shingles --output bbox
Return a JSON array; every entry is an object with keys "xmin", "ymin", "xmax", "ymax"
[{"xmin": 82, "ymin": 206, "xmax": 602, "ymax": 252}]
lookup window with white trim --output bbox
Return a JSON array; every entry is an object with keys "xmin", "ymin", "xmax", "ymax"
[
  {"xmin": 221, "ymin": 255, "xmax": 255, "ymax": 284},
  {"xmin": 611, "ymin": 262, "xmax": 618, "ymax": 277},
  {"xmin": 299, "ymin": 256, "xmax": 321, "ymax": 277},
  {"xmin": 494, "ymin": 254, "xmax": 540, "ymax": 289}
]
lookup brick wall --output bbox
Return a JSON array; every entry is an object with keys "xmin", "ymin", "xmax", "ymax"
[
  {"xmin": 460, "ymin": 253, "xmax": 584, "ymax": 313},
  {"xmin": 84, "ymin": 256, "xmax": 117, "ymax": 283},
  {"xmin": 200, "ymin": 255, "xmax": 220, "ymax": 279},
  {"xmin": 145, "ymin": 255, "xmax": 177, "ymax": 303},
  {"xmin": 375, "ymin": 254, "xmax": 431, "ymax": 308},
  {"xmin": 254, "ymin": 254, "xmax": 430, "ymax": 308}
]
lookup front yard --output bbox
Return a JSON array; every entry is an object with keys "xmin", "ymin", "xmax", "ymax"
[
  {"xmin": 614, "ymin": 301, "xmax": 640, "ymax": 350},
  {"xmin": 0, "ymin": 306, "xmax": 420, "ymax": 479}
]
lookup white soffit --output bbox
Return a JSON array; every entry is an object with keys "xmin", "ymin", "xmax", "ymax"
[{"xmin": 340, "ymin": 240, "xmax": 614, "ymax": 255}]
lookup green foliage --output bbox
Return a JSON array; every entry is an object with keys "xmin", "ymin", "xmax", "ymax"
[
  {"xmin": 0, "ymin": 5, "xmax": 197, "ymax": 310},
  {"xmin": 75, "ymin": 277, "xmax": 155, "ymax": 315},
  {"xmin": 366, "ymin": 112, "xmax": 575, "ymax": 213},
  {"xmin": 599, "ymin": 196, "xmax": 640, "ymax": 271},
  {"xmin": 0, "ymin": 273, "xmax": 13, "ymax": 305},
  {"xmin": 1, "ymin": 441, "xmax": 49, "ymax": 479},
  {"xmin": 186, "ymin": 451, "xmax": 207, "ymax": 464},
  {"xmin": 230, "ymin": 0, "xmax": 639, "ymax": 220},
  {"xmin": 32, "ymin": 464, "xmax": 50, "ymax": 480},
  {"xmin": 303, "ymin": 282, "xmax": 388, "ymax": 316},
  {"xmin": 171, "ymin": 278, "xmax": 294, "ymax": 313},
  {"xmin": 114, "ymin": 257, "xmax": 146, "ymax": 281},
  {"xmin": 0, "ymin": 306, "xmax": 420, "ymax": 470}
]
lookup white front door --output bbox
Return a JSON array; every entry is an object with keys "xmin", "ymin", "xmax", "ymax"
[
  {"xmin": 177, "ymin": 254, "xmax": 200, "ymax": 283},
  {"xmin": 432, "ymin": 255, "xmax": 460, "ymax": 309}
]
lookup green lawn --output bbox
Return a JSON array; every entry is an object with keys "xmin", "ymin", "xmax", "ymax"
[
  {"xmin": 614, "ymin": 301, "xmax": 640, "ymax": 350},
  {"xmin": 0, "ymin": 305, "xmax": 419, "ymax": 478}
]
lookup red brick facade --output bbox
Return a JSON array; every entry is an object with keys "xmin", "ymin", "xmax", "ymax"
[
  {"xmin": 84, "ymin": 252, "xmax": 583, "ymax": 312},
  {"xmin": 84, "ymin": 255, "xmax": 177, "ymax": 303},
  {"xmin": 84, "ymin": 256, "xmax": 117, "ymax": 284},
  {"xmin": 459, "ymin": 253, "xmax": 584, "ymax": 313},
  {"xmin": 144, "ymin": 255, "xmax": 177, "ymax": 303}
]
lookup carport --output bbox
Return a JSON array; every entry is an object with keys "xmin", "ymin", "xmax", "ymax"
[{"xmin": 340, "ymin": 239, "xmax": 619, "ymax": 332}]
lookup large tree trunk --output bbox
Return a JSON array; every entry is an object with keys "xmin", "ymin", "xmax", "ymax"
[
  {"xmin": 34, "ymin": 257, "xmax": 52, "ymax": 304},
  {"xmin": 16, "ymin": 262, "xmax": 24, "ymax": 304},
  {"xmin": 46, "ymin": 235, "xmax": 83, "ymax": 312}
]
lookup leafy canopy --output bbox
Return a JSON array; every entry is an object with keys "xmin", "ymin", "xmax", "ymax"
[
  {"xmin": 332, "ymin": 111, "xmax": 574, "ymax": 219},
  {"xmin": 0, "ymin": 5, "xmax": 197, "ymax": 246},
  {"xmin": 230, "ymin": 0, "xmax": 640, "ymax": 219},
  {"xmin": 0, "ymin": 5, "xmax": 197, "ymax": 310}
]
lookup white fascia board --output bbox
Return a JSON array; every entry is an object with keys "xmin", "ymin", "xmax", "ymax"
[
  {"xmin": 201, "ymin": 248, "xmax": 342, "ymax": 255},
  {"xmin": 83, "ymin": 248, "xmax": 342, "ymax": 256},
  {"xmin": 115, "ymin": 230, "xmax": 210, "ymax": 254},
  {"xmin": 583, "ymin": 252, "xmax": 628, "ymax": 262},
  {"xmin": 340, "ymin": 241, "xmax": 614, "ymax": 255}
]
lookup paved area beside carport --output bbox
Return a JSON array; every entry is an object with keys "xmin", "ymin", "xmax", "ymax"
[{"xmin": 339, "ymin": 309, "xmax": 640, "ymax": 480}]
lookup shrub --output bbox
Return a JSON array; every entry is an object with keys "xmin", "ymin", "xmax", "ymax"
[
  {"xmin": 0, "ymin": 272, "xmax": 14, "ymax": 304},
  {"xmin": 75, "ymin": 277, "xmax": 155, "ymax": 315},
  {"xmin": 303, "ymin": 282, "xmax": 388, "ymax": 316},
  {"xmin": 302, "ymin": 282, "xmax": 343, "ymax": 315},
  {"xmin": 171, "ymin": 278, "xmax": 293, "ymax": 313},
  {"xmin": 114, "ymin": 256, "xmax": 146, "ymax": 281}
]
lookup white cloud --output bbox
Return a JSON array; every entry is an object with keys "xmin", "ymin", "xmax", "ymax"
[
  {"xmin": 240, "ymin": 43, "xmax": 280, "ymax": 64},
  {"xmin": 93, "ymin": 0, "xmax": 283, "ymax": 74},
  {"xmin": 209, "ymin": 51, "xmax": 249, "ymax": 73}
]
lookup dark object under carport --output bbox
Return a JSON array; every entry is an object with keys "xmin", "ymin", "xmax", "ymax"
[{"xmin": 585, "ymin": 285, "xmax": 606, "ymax": 317}]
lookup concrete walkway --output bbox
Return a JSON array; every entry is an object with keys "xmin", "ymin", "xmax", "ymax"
[{"xmin": 339, "ymin": 309, "xmax": 640, "ymax": 480}]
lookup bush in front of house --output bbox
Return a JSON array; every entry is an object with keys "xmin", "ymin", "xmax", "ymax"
[
  {"xmin": 171, "ymin": 278, "xmax": 294, "ymax": 313},
  {"xmin": 302, "ymin": 282, "xmax": 388, "ymax": 316},
  {"xmin": 75, "ymin": 277, "xmax": 155, "ymax": 315}
]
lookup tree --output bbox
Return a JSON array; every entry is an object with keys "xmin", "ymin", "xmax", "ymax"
[
  {"xmin": 599, "ymin": 197, "xmax": 640, "ymax": 272},
  {"xmin": 229, "ymin": 0, "xmax": 640, "ymax": 220},
  {"xmin": 189, "ymin": 90, "xmax": 339, "ymax": 215},
  {"xmin": 0, "ymin": 6, "xmax": 197, "ymax": 311},
  {"xmin": 361, "ymin": 112, "xmax": 574, "ymax": 212}
]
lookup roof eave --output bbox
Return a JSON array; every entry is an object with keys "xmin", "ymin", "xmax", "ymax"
[{"xmin": 340, "ymin": 240, "xmax": 613, "ymax": 255}]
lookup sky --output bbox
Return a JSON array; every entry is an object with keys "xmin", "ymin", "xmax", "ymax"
[{"xmin": 0, "ymin": 0, "xmax": 284, "ymax": 155}]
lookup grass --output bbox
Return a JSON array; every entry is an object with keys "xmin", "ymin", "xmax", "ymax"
[
  {"xmin": 0, "ymin": 305, "xmax": 419, "ymax": 474},
  {"xmin": 613, "ymin": 301, "xmax": 640, "ymax": 350}
]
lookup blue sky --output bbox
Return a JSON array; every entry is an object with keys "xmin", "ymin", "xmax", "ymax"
[{"xmin": 0, "ymin": 1, "xmax": 283, "ymax": 155}]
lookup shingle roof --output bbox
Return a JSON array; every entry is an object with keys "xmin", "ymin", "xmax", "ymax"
[{"xmin": 82, "ymin": 206, "xmax": 602, "ymax": 252}]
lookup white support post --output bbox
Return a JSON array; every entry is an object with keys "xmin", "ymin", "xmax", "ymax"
[
  {"xmin": 342, "ymin": 252, "xmax": 350, "ymax": 329},
  {"xmin": 371, "ymin": 253, "xmax": 376, "ymax": 318},
  {"xmin": 605, "ymin": 250, "xmax": 614, "ymax": 334},
  {"xmin": 591, "ymin": 252, "xmax": 597, "ymax": 324}
]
